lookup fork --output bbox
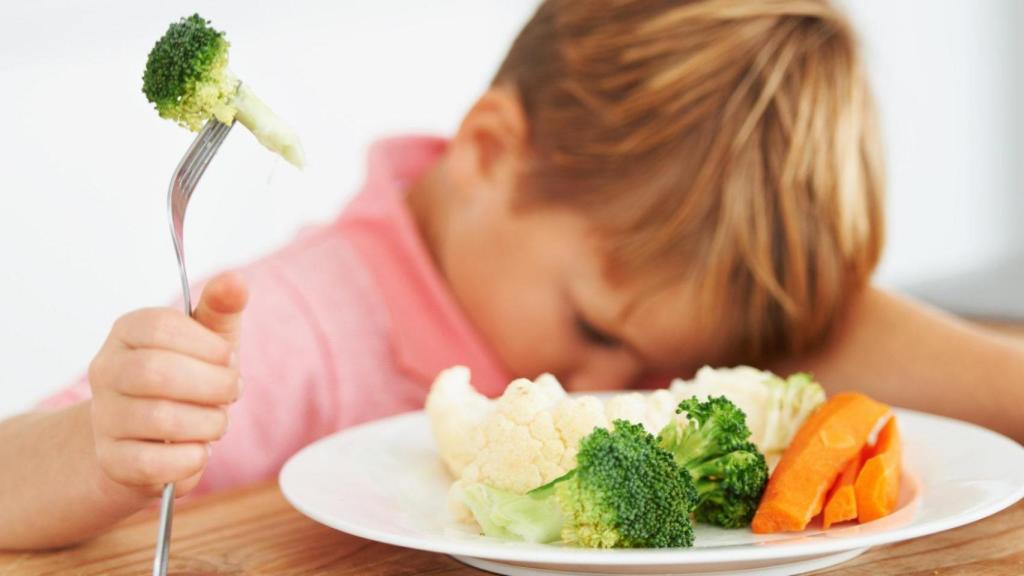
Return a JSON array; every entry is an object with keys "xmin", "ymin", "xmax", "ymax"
[{"xmin": 153, "ymin": 117, "xmax": 234, "ymax": 576}]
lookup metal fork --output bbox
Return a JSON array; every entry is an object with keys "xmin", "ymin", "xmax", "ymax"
[{"xmin": 153, "ymin": 117, "xmax": 234, "ymax": 576}]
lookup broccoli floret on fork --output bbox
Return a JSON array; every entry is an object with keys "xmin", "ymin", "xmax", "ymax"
[{"xmin": 142, "ymin": 14, "xmax": 304, "ymax": 167}]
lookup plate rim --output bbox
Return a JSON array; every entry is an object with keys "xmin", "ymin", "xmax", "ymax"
[{"xmin": 279, "ymin": 407, "xmax": 1024, "ymax": 566}]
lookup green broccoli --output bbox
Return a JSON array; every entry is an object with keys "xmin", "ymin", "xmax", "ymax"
[
  {"xmin": 657, "ymin": 396, "xmax": 769, "ymax": 528},
  {"xmin": 142, "ymin": 14, "xmax": 304, "ymax": 167},
  {"xmin": 462, "ymin": 420, "xmax": 696, "ymax": 548}
]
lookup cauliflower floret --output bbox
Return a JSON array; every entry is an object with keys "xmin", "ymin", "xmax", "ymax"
[
  {"xmin": 549, "ymin": 395, "xmax": 607, "ymax": 471},
  {"xmin": 437, "ymin": 371, "xmax": 684, "ymax": 497},
  {"xmin": 426, "ymin": 366, "xmax": 494, "ymax": 477},
  {"xmin": 602, "ymin": 390, "xmax": 679, "ymax": 434},
  {"xmin": 670, "ymin": 366, "xmax": 774, "ymax": 446},
  {"xmin": 430, "ymin": 369, "xmax": 696, "ymax": 496},
  {"xmin": 603, "ymin": 392, "xmax": 648, "ymax": 430},
  {"xmin": 644, "ymin": 389, "xmax": 681, "ymax": 432},
  {"xmin": 460, "ymin": 375, "xmax": 583, "ymax": 494},
  {"xmin": 446, "ymin": 376, "xmax": 611, "ymax": 520}
]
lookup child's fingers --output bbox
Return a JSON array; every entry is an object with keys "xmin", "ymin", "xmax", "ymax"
[
  {"xmin": 94, "ymin": 394, "xmax": 229, "ymax": 443},
  {"xmin": 95, "ymin": 439, "xmax": 209, "ymax": 489},
  {"xmin": 111, "ymin": 349, "xmax": 241, "ymax": 405},
  {"xmin": 193, "ymin": 271, "xmax": 249, "ymax": 349},
  {"xmin": 174, "ymin": 469, "xmax": 205, "ymax": 498},
  {"xmin": 112, "ymin": 308, "xmax": 233, "ymax": 366}
]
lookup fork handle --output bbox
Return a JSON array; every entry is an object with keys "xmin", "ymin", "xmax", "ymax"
[
  {"xmin": 152, "ymin": 254, "xmax": 193, "ymax": 576},
  {"xmin": 174, "ymin": 247, "xmax": 193, "ymax": 317},
  {"xmin": 152, "ymin": 483, "xmax": 175, "ymax": 575}
]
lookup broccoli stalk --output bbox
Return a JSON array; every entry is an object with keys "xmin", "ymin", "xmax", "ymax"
[
  {"xmin": 657, "ymin": 396, "xmax": 769, "ymax": 528},
  {"xmin": 460, "ymin": 478, "xmax": 565, "ymax": 544},
  {"xmin": 142, "ymin": 14, "xmax": 304, "ymax": 167},
  {"xmin": 462, "ymin": 420, "xmax": 696, "ymax": 548}
]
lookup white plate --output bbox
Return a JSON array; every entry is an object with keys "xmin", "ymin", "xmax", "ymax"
[{"xmin": 279, "ymin": 408, "xmax": 1024, "ymax": 576}]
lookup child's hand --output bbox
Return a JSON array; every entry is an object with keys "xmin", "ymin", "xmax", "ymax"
[{"xmin": 87, "ymin": 272, "xmax": 248, "ymax": 498}]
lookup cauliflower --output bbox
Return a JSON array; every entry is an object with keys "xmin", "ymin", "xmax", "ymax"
[
  {"xmin": 425, "ymin": 366, "xmax": 494, "ymax": 477},
  {"xmin": 460, "ymin": 374, "xmax": 605, "ymax": 494},
  {"xmin": 604, "ymin": 389, "xmax": 679, "ymax": 433},
  {"xmin": 434, "ymin": 372, "xmax": 603, "ymax": 522},
  {"xmin": 426, "ymin": 368, "xmax": 680, "ymax": 494},
  {"xmin": 427, "ymin": 364, "xmax": 825, "ymax": 507}
]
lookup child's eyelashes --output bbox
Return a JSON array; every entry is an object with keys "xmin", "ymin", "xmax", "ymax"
[{"xmin": 575, "ymin": 316, "xmax": 620, "ymax": 348}]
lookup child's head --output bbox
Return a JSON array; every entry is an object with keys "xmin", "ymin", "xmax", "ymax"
[{"xmin": 412, "ymin": 0, "xmax": 884, "ymax": 391}]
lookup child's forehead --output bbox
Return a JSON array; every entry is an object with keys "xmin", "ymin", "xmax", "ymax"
[{"xmin": 512, "ymin": 197, "xmax": 721, "ymax": 367}]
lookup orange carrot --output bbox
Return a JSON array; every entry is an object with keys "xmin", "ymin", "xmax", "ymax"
[
  {"xmin": 822, "ymin": 448, "xmax": 866, "ymax": 528},
  {"xmin": 854, "ymin": 416, "xmax": 902, "ymax": 523},
  {"xmin": 751, "ymin": 392, "xmax": 890, "ymax": 533}
]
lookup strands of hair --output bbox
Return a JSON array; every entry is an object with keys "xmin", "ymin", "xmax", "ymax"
[{"xmin": 494, "ymin": 0, "xmax": 885, "ymax": 360}]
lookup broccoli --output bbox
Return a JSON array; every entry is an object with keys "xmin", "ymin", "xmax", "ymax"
[
  {"xmin": 657, "ymin": 396, "xmax": 769, "ymax": 528},
  {"xmin": 462, "ymin": 420, "xmax": 696, "ymax": 548},
  {"xmin": 142, "ymin": 14, "xmax": 304, "ymax": 167}
]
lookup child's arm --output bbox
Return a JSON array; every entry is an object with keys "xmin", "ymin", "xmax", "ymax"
[
  {"xmin": 0, "ymin": 401, "xmax": 154, "ymax": 548},
  {"xmin": 0, "ymin": 273, "xmax": 246, "ymax": 550},
  {"xmin": 769, "ymin": 286, "xmax": 1024, "ymax": 442}
]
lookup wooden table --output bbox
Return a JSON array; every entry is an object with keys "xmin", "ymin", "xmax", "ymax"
[
  {"xmin": 0, "ymin": 481, "xmax": 1021, "ymax": 576},
  {"xmin": 2, "ymin": 321, "xmax": 1022, "ymax": 575}
]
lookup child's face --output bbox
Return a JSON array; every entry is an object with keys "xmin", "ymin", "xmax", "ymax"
[
  {"xmin": 441, "ymin": 196, "xmax": 718, "ymax": 392},
  {"xmin": 408, "ymin": 89, "xmax": 724, "ymax": 391}
]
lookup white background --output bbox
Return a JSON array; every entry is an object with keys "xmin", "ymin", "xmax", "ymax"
[{"xmin": 0, "ymin": 1, "xmax": 1020, "ymax": 418}]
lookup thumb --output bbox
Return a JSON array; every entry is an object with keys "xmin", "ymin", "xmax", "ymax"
[{"xmin": 193, "ymin": 271, "xmax": 249, "ymax": 351}]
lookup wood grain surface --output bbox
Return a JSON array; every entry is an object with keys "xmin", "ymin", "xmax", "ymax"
[
  {"xmin": 0, "ymin": 481, "xmax": 1021, "ymax": 576},
  {"xmin": 1, "ymin": 320, "xmax": 1020, "ymax": 575}
]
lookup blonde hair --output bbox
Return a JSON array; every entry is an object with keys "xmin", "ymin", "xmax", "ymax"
[{"xmin": 495, "ymin": 0, "xmax": 885, "ymax": 361}]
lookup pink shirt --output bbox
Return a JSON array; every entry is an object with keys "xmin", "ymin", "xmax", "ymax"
[{"xmin": 39, "ymin": 136, "xmax": 512, "ymax": 494}]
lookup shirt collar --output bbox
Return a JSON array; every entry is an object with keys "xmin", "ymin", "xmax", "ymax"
[{"xmin": 337, "ymin": 136, "xmax": 511, "ymax": 397}]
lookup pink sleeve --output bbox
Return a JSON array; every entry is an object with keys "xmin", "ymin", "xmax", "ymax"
[
  {"xmin": 36, "ymin": 374, "xmax": 92, "ymax": 410},
  {"xmin": 191, "ymin": 262, "xmax": 336, "ymax": 495}
]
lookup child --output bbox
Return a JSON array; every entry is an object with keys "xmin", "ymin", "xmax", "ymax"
[{"xmin": 2, "ymin": 0, "xmax": 1022, "ymax": 550}]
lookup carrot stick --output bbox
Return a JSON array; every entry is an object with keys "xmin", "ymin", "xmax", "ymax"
[
  {"xmin": 854, "ymin": 416, "xmax": 901, "ymax": 523},
  {"xmin": 822, "ymin": 449, "xmax": 866, "ymax": 528},
  {"xmin": 751, "ymin": 392, "xmax": 890, "ymax": 533}
]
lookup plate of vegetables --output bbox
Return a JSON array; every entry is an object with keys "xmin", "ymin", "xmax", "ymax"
[{"xmin": 279, "ymin": 366, "xmax": 1024, "ymax": 575}]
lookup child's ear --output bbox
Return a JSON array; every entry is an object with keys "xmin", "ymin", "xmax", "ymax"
[{"xmin": 449, "ymin": 85, "xmax": 528, "ymax": 194}]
